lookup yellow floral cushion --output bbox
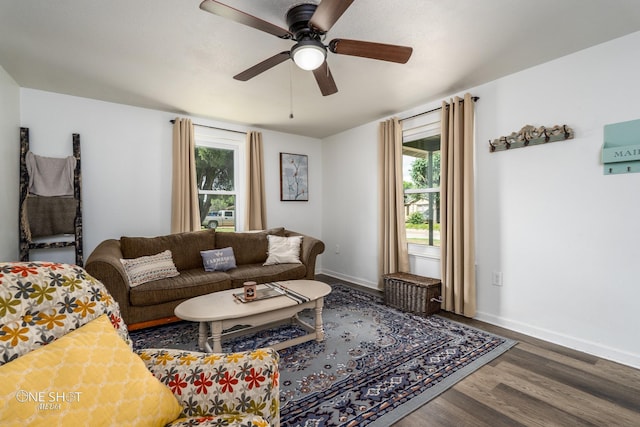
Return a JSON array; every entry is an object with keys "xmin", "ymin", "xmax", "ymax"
[{"xmin": 0, "ymin": 314, "xmax": 182, "ymax": 426}]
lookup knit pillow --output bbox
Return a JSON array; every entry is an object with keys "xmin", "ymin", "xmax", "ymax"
[{"xmin": 120, "ymin": 249, "xmax": 179, "ymax": 287}]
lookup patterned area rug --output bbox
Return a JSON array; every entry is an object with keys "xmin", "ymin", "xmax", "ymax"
[{"xmin": 130, "ymin": 284, "xmax": 516, "ymax": 426}]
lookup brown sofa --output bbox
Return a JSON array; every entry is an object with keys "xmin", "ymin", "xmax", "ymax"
[{"xmin": 85, "ymin": 227, "xmax": 325, "ymax": 327}]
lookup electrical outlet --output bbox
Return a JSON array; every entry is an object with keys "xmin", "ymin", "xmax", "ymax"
[
  {"xmin": 335, "ymin": 244, "xmax": 340, "ymax": 254},
  {"xmin": 492, "ymin": 271, "xmax": 503, "ymax": 287}
]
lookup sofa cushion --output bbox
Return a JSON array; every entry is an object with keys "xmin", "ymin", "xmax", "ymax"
[
  {"xmin": 121, "ymin": 229, "xmax": 216, "ymax": 271},
  {"xmin": 0, "ymin": 315, "xmax": 182, "ymax": 426},
  {"xmin": 167, "ymin": 414, "xmax": 267, "ymax": 427},
  {"xmin": 141, "ymin": 347, "xmax": 280, "ymax": 426},
  {"xmin": 227, "ymin": 263, "xmax": 307, "ymax": 287},
  {"xmin": 215, "ymin": 227, "xmax": 285, "ymax": 265},
  {"xmin": 120, "ymin": 249, "xmax": 180, "ymax": 287},
  {"xmin": 201, "ymin": 247, "xmax": 237, "ymax": 272},
  {"xmin": 129, "ymin": 268, "xmax": 231, "ymax": 307}
]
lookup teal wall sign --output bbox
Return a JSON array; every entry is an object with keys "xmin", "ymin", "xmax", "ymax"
[{"xmin": 602, "ymin": 119, "xmax": 640, "ymax": 175}]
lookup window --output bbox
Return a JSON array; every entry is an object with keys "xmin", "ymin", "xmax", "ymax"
[
  {"xmin": 403, "ymin": 112, "xmax": 441, "ymax": 251},
  {"xmin": 195, "ymin": 128, "xmax": 245, "ymax": 232}
]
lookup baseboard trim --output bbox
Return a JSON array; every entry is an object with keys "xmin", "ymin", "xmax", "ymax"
[
  {"xmin": 319, "ymin": 269, "xmax": 379, "ymax": 290},
  {"xmin": 475, "ymin": 311, "xmax": 640, "ymax": 369}
]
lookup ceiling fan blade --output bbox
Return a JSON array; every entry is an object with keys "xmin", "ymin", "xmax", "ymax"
[
  {"xmin": 312, "ymin": 62, "xmax": 338, "ymax": 96},
  {"xmin": 329, "ymin": 39, "xmax": 413, "ymax": 63},
  {"xmin": 200, "ymin": 0, "xmax": 292, "ymax": 39},
  {"xmin": 234, "ymin": 52, "xmax": 291, "ymax": 81},
  {"xmin": 309, "ymin": 0, "xmax": 355, "ymax": 33}
]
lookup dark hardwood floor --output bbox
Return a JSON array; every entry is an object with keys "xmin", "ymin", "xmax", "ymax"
[{"xmin": 317, "ymin": 276, "xmax": 640, "ymax": 426}]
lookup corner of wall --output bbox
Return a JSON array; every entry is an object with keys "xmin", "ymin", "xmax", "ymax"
[{"xmin": 0, "ymin": 66, "xmax": 20, "ymax": 260}]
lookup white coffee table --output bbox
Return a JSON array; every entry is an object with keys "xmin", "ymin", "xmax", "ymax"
[{"xmin": 174, "ymin": 280, "xmax": 331, "ymax": 353}]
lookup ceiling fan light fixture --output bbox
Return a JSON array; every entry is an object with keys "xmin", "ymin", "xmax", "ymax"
[{"xmin": 291, "ymin": 39, "xmax": 326, "ymax": 71}]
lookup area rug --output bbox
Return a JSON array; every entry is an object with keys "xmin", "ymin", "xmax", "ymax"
[{"xmin": 130, "ymin": 284, "xmax": 516, "ymax": 426}]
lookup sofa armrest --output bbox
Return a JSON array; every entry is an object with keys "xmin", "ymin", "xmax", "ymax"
[
  {"xmin": 85, "ymin": 239, "xmax": 132, "ymax": 323},
  {"xmin": 285, "ymin": 230, "xmax": 325, "ymax": 279},
  {"xmin": 138, "ymin": 348, "xmax": 280, "ymax": 426}
]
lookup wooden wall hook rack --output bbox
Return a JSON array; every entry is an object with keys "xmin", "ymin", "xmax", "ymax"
[{"xmin": 490, "ymin": 124, "xmax": 574, "ymax": 152}]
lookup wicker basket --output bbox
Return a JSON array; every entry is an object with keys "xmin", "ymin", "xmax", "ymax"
[{"xmin": 383, "ymin": 272, "xmax": 442, "ymax": 315}]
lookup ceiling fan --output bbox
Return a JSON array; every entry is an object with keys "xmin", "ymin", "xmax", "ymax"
[{"xmin": 199, "ymin": 0, "xmax": 413, "ymax": 96}]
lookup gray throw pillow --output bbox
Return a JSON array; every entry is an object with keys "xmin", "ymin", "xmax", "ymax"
[{"xmin": 201, "ymin": 247, "xmax": 237, "ymax": 272}]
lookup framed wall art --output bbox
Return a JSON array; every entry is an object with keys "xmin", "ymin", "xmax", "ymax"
[{"xmin": 280, "ymin": 152, "xmax": 308, "ymax": 201}]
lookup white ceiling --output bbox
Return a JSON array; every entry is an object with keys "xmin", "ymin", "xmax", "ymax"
[{"xmin": 2, "ymin": 0, "xmax": 640, "ymax": 138}]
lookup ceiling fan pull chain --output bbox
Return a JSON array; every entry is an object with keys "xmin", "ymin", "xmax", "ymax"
[{"xmin": 289, "ymin": 62, "xmax": 294, "ymax": 119}]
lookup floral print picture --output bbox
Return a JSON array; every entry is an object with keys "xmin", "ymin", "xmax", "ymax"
[{"xmin": 280, "ymin": 153, "xmax": 308, "ymax": 201}]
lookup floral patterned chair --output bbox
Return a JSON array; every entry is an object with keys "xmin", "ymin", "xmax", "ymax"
[{"xmin": 0, "ymin": 261, "xmax": 279, "ymax": 426}]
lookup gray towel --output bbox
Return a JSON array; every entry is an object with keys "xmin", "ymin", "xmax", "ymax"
[{"xmin": 25, "ymin": 151, "xmax": 76, "ymax": 197}]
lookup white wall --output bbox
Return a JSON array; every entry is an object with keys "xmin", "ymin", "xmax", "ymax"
[
  {"xmin": 18, "ymin": 89, "xmax": 322, "ymax": 264},
  {"xmin": 262, "ymin": 129, "xmax": 323, "ymax": 240},
  {"xmin": 321, "ymin": 31, "xmax": 640, "ymax": 368},
  {"xmin": 473, "ymin": 32, "xmax": 640, "ymax": 368},
  {"xmin": 0, "ymin": 66, "xmax": 20, "ymax": 261},
  {"xmin": 322, "ymin": 122, "xmax": 380, "ymax": 287}
]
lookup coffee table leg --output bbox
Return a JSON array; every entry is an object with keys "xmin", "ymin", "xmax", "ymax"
[
  {"xmin": 315, "ymin": 297, "xmax": 325, "ymax": 342},
  {"xmin": 211, "ymin": 320, "xmax": 223, "ymax": 353},
  {"xmin": 198, "ymin": 322, "xmax": 207, "ymax": 351}
]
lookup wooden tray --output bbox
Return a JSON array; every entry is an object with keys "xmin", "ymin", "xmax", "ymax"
[{"xmin": 233, "ymin": 286, "xmax": 286, "ymax": 303}]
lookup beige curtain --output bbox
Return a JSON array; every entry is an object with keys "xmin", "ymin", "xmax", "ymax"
[
  {"xmin": 245, "ymin": 131, "xmax": 266, "ymax": 230},
  {"xmin": 440, "ymin": 93, "xmax": 476, "ymax": 317},
  {"xmin": 171, "ymin": 118, "xmax": 200, "ymax": 233},
  {"xmin": 379, "ymin": 117, "xmax": 410, "ymax": 282}
]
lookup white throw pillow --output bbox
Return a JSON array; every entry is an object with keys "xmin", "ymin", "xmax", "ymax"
[
  {"xmin": 120, "ymin": 249, "xmax": 179, "ymax": 287},
  {"xmin": 263, "ymin": 235, "xmax": 303, "ymax": 265}
]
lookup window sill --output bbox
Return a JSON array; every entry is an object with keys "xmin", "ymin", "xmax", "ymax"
[{"xmin": 408, "ymin": 243, "xmax": 441, "ymax": 260}]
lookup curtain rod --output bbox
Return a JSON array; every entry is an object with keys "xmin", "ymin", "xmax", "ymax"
[
  {"xmin": 400, "ymin": 96, "xmax": 479, "ymax": 122},
  {"xmin": 169, "ymin": 119, "xmax": 247, "ymax": 135}
]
